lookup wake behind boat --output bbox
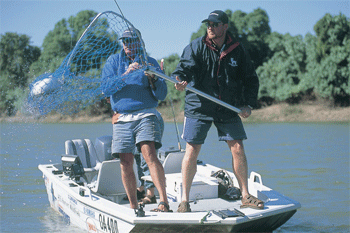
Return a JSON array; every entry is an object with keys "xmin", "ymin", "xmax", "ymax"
[{"xmin": 38, "ymin": 135, "xmax": 300, "ymax": 232}]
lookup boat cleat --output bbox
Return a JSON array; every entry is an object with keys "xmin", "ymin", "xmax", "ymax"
[{"xmin": 135, "ymin": 203, "xmax": 145, "ymax": 217}]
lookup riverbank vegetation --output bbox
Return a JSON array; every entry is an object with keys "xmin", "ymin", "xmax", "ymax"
[{"xmin": 2, "ymin": 102, "xmax": 349, "ymax": 123}]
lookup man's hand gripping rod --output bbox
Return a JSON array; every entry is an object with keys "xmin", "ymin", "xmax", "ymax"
[{"xmin": 145, "ymin": 66, "xmax": 242, "ymax": 114}]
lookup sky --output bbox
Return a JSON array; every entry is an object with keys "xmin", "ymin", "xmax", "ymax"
[{"xmin": 1, "ymin": 0, "xmax": 349, "ymax": 60}]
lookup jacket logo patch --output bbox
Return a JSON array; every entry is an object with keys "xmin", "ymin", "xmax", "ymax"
[{"xmin": 229, "ymin": 58, "xmax": 238, "ymax": 67}]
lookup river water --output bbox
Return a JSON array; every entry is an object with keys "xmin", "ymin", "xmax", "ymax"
[{"xmin": 0, "ymin": 121, "xmax": 349, "ymax": 232}]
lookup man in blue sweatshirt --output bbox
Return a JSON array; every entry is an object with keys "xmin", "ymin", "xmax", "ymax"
[{"xmin": 102, "ymin": 28, "xmax": 171, "ymax": 213}]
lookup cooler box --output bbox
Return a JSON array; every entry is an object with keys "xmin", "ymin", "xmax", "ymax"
[{"xmin": 166, "ymin": 173, "xmax": 218, "ymax": 202}]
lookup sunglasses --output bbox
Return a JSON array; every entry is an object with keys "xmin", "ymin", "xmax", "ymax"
[
  {"xmin": 122, "ymin": 38, "xmax": 140, "ymax": 44},
  {"xmin": 205, "ymin": 22, "xmax": 222, "ymax": 28}
]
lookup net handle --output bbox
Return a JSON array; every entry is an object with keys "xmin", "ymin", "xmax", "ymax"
[
  {"xmin": 66, "ymin": 11, "xmax": 148, "ymax": 67},
  {"xmin": 145, "ymin": 66, "xmax": 242, "ymax": 114}
]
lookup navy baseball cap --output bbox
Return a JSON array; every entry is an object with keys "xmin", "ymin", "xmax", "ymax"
[
  {"xmin": 119, "ymin": 28, "xmax": 141, "ymax": 40},
  {"xmin": 202, "ymin": 10, "xmax": 228, "ymax": 24}
]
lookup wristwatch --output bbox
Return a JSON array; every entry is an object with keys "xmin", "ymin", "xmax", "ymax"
[{"xmin": 151, "ymin": 76, "xmax": 158, "ymax": 82}]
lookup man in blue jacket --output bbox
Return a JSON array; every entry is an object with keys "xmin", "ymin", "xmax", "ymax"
[
  {"xmin": 102, "ymin": 28, "xmax": 171, "ymax": 213},
  {"xmin": 173, "ymin": 10, "xmax": 263, "ymax": 212}
]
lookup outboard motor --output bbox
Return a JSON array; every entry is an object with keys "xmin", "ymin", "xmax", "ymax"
[
  {"xmin": 158, "ymin": 146, "xmax": 181, "ymax": 163},
  {"xmin": 95, "ymin": 136, "xmax": 113, "ymax": 161}
]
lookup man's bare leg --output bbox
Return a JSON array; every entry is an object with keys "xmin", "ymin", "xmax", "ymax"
[
  {"xmin": 181, "ymin": 143, "xmax": 202, "ymax": 202},
  {"xmin": 119, "ymin": 153, "xmax": 138, "ymax": 209},
  {"xmin": 227, "ymin": 140, "xmax": 264, "ymax": 209},
  {"xmin": 227, "ymin": 140, "xmax": 249, "ymax": 198},
  {"xmin": 140, "ymin": 141, "xmax": 169, "ymax": 211}
]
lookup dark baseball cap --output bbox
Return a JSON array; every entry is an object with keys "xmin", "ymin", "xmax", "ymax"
[
  {"xmin": 201, "ymin": 10, "xmax": 228, "ymax": 24},
  {"xmin": 119, "ymin": 28, "xmax": 141, "ymax": 40}
]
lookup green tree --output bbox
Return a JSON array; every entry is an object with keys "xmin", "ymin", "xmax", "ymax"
[
  {"xmin": 0, "ymin": 32, "xmax": 40, "ymax": 116},
  {"xmin": 303, "ymin": 13, "xmax": 350, "ymax": 105},
  {"xmin": 191, "ymin": 9, "xmax": 271, "ymax": 68},
  {"xmin": 30, "ymin": 10, "xmax": 98, "ymax": 77},
  {"xmin": 156, "ymin": 54, "xmax": 185, "ymax": 106},
  {"xmin": 162, "ymin": 54, "xmax": 184, "ymax": 103},
  {"xmin": 230, "ymin": 8, "xmax": 271, "ymax": 67},
  {"xmin": 257, "ymin": 32, "xmax": 307, "ymax": 103}
]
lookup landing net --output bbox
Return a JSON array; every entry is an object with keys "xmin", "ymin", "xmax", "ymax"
[{"xmin": 28, "ymin": 11, "xmax": 148, "ymax": 115}]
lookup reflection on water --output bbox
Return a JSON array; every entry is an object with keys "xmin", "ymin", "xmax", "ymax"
[{"xmin": 1, "ymin": 122, "xmax": 349, "ymax": 232}]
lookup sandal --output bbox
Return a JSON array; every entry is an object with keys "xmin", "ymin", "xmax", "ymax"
[
  {"xmin": 240, "ymin": 194, "xmax": 264, "ymax": 210},
  {"xmin": 151, "ymin": 202, "xmax": 173, "ymax": 212},
  {"xmin": 177, "ymin": 201, "xmax": 191, "ymax": 212},
  {"xmin": 123, "ymin": 190, "xmax": 145, "ymax": 201},
  {"xmin": 139, "ymin": 195, "xmax": 156, "ymax": 205}
]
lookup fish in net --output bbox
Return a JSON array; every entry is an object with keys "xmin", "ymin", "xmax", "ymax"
[{"xmin": 28, "ymin": 11, "xmax": 149, "ymax": 115}]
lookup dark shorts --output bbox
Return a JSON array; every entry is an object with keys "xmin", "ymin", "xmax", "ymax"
[
  {"xmin": 112, "ymin": 115, "xmax": 164, "ymax": 154},
  {"xmin": 181, "ymin": 116, "xmax": 247, "ymax": 144}
]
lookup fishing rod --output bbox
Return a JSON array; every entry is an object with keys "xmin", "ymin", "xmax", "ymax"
[
  {"xmin": 113, "ymin": 0, "xmax": 132, "ymax": 33},
  {"xmin": 170, "ymin": 99, "xmax": 182, "ymax": 150},
  {"xmin": 145, "ymin": 66, "xmax": 242, "ymax": 114},
  {"xmin": 161, "ymin": 59, "xmax": 182, "ymax": 151},
  {"xmin": 112, "ymin": 0, "xmax": 148, "ymax": 65}
]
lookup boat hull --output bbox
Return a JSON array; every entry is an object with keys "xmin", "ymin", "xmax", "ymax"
[
  {"xmin": 39, "ymin": 162, "xmax": 300, "ymax": 233},
  {"xmin": 130, "ymin": 209, "xmax": 297, "ymax": 232}
]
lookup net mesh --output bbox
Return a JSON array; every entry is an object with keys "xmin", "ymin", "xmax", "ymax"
[{"xmin": 28, "ymin": 11, "xmax": 148, "ymax": 115}]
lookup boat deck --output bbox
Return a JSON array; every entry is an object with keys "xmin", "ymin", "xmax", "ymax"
[
  {"xmin": 120, "ymin": 196, "xmax": 242, "ymax": 213},
  {"xmin": 118, "ymin": 187, "xmax": 299, "ymax": 217},
  {"xmin": 118, "ymin": 194, "xmax": 299, "ymax": 233}
]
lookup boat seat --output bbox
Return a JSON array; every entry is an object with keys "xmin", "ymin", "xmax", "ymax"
[
  {"xmin": 163, "ymin": 151, "xmax": 185, "ymax": 174},
  {"xmin": 141, "ymin": 151, "xmax": 185, "ymax": 183},
  {"xmin": 91, "ymin": 159, "xmax": 126, "ymax": 203},
  {"xmin": 65, "ymin": 139, "xmax": 100, "ymax": 183}
]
